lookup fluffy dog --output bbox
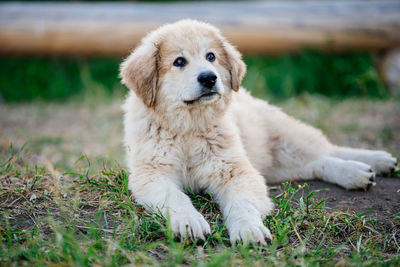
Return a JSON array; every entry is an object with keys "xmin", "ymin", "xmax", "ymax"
[{"xmin": 120, "ymin": 20, "xmax": 397, "ymax": 244}]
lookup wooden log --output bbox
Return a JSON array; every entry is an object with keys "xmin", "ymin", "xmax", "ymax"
[{"xmin": 0, "ymin": 1, "xmax": 400, "ymax": 56}]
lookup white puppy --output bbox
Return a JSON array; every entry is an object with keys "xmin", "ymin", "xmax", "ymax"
[{"xmin": 120, "ymin": 20, "xmax": 397, "ymax": 244}]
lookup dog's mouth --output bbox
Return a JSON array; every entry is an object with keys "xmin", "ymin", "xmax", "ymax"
[{"xmin": 184, "ymin": 91, "xmax": 219, "ymax": 105}]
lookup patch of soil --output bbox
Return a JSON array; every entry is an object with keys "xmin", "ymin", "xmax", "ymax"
[{"xmin": 271, "ymin": 176, "xmax": 400, "ymax": 218}]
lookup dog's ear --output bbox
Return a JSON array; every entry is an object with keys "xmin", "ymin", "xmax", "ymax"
[
  {"xmin": 120, "ymin": 43, "xmax": 161, "ymax": 108},
  {"xmin": 223, "ymin": 41, "xmax": 246, "ymax": 92}
]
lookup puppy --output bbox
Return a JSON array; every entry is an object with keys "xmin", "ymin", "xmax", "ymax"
[{"xmin": 120, "ymin": 20, "xmax": 397, "ymax": 244}]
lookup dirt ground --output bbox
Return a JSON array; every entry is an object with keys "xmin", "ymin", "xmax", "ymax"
[
  {"xmin": 1, "ymin": 95, "xmax": 399, "ymax": 219},
  {"xmin": 270, "ymin": 176, "xmax": 400, "ymax": 219}
]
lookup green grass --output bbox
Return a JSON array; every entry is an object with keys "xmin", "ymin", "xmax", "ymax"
[
  {"xmin": 1, "ymin": 145, "xmax": 399, "ymax": 266},
  {"xmin": 0, "ymin": 50, "xmax": 398, "ymax": 265},
  {"xmin": 0, "ymin": 51, "xmax": 388, "ymax": 102}
]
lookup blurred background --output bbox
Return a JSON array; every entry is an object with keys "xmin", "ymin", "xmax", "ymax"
[{"xmin": 0, "ymin": 0, "xmax": 399, "ymax": 170}]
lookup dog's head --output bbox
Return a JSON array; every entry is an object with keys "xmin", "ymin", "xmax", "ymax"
[{"xmin": 120, "ymin": 20, "xmax": 246, "ymax": 111}]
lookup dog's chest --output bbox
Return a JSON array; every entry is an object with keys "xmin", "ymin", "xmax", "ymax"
[
  {"xmin": 176, "ymin": 133, "xmax": 222, "ymax": 191},
  {"xmin": 146, "ymin": 122, "xmax": 238, "ymax": 190},
  {"xmin": 157, "ymin": 125, "xmax": 226, "ymax": 158},
  {"xmin": 183, "ymin": 128, "xmax": 230, "ymax": 161}
]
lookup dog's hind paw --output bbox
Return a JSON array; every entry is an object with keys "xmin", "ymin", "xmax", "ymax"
[
  {"xmin": 367, "ymin": 151, "xmax": 397, "ymax": 176},
  {"xmin": 336, "ymin": 160, "xmax": 376, "ymax": 190}
]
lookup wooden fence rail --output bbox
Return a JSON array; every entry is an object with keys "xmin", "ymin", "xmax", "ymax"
[{"xmin": 1, "ymin": 1, "xmax": 400, "ymax": 56}]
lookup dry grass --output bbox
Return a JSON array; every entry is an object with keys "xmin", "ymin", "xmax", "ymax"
[
  {"xmin": 1, "ymin": 95, "xmax": 399, "ymax": 266},
  {"xmin": 1, "ymin": 94, "xmax": 399, "ymax": 169},
  {"xmin": 1, "ymin": 153, "xmax": 399, "ymax": 265}
]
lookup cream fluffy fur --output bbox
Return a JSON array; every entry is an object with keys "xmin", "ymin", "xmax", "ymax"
[{"xmin": 121, "ymin": 20, "xmax": 397, "ymax": 244}]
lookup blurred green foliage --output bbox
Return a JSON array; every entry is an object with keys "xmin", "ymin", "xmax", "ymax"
[
  {"xmin": 0, "ymin": 51, "xmax": 388, "ymax": 102},
  {"xmin": 0, "ymin": 57, "xmax": 125, "ymax": 102},
  {"xmin": 244, "ymin": 51, "xmax": 387, "ymax": 100}
]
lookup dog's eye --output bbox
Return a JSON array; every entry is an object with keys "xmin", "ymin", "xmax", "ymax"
[
  {"xmin": 173, "ymin": 57, "xmax": 186, "ymax": 67},
  {"xmin": 206, "ymin": 52, "xmax": 216, "ymax": 62}
]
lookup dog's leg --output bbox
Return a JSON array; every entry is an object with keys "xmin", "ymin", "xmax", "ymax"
[
  {"xmin": 331, "ymin": 146, "xmax": 397, "ymax": 175},
  {"xmin": 302, "ymin": 156, "xmax": 377, "ymax": 190},
  {"xmin": 267, "ymin": 144, "xmax": 396, "ymax": 189},
  {"xmin": 128, "ymin": 174, "xmax": 211, "ymax": 240},
  {"xmin": 212, "ymin": 163, "xmax": 274, "ymax": 245}
]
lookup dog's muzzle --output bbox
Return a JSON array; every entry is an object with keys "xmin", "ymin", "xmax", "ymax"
[{"xmin": 184, "ymin": 72, "xmax": 220, "ymax": 105}]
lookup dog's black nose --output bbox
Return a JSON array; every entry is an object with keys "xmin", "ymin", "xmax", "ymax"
[{"xmin": 198, "ymin": 72, "xmax": 217, "ymax": 89}]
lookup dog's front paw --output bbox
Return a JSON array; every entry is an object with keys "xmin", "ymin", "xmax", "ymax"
[
  {"xmin": 228, "ymin": 218, "xmax": 272, "ymax": 245},
  {"xmin": 367, "ymin": 151, "xmax": 397, "ymax": 176},
  {"xmin": 169, "ymin": 211, "xmax": 211, "ymax": 241}
]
